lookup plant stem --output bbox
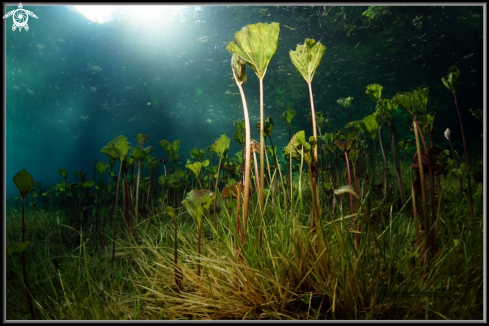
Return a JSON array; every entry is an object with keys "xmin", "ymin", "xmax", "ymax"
[
  {"xmin": 197, "ymin": 223, "xmax": 202, "ymax": 277},
  {"xmin": 343, "ymin": 151, "xmax": 354, "ymax": 217},
  {"xmin": 259, "ymin": 78, "xmax": 265, "ymax": 214},
  {"xmin": 135, "ymin": 161, "xmax": 142, "ymax": 225},
  {"xmin": 112, "ymin": 161, "xmax": 123, "ymax": 262},
  {"xmin": 235, "ymin": 78, "xmax": 251, "ymax": 246},
  {"xmin": 413, "ymin": 119, "xmax": 429, "ymax": 266},
  {"xmin": 389, "ymin": 127, "xmax": 405, "ymax": 206},
  {"xmin": 213, "ymin": 156, "xmax": 222, "ymax": 229},
  {"xmin": 378, "ymin": 127, "xmax": 389, "ymax": 195},
  {"xmin": 452, "ymin": 91, "xmax": 474, "ymax": 215}
]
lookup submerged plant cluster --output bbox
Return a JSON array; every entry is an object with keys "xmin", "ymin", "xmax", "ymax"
[{"xmin": 6, "ymin": 22, "xmax": 483, "ymax": 320}]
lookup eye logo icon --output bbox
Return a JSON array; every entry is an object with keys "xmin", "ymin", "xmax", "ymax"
[{"xmin": 3, "ymin": 3, "xmax": 38, "ymax": 32}]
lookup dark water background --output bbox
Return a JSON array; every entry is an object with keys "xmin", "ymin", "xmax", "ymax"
[{"xmin": 4, "ymin": 5, "xmax": 484, "ymax": 202}]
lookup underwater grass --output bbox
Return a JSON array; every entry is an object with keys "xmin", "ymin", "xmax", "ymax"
[{"xmin": 6, "ymin": 159, "xmax": 483, "ymax": 320}]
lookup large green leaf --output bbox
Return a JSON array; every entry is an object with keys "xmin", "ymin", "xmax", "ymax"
[
  {"xmin": 227, "ymin": 22, "xmax": 280, "ymax": 80},
  {"xmin": 186, "ymin": 161, "xmax": 208, "ymax": 178},
  {"xmin": 420, "ymin": 112, "xmax": 436, "ymax": 135},
  {"xmin": 95, "ymin": 161, "xmax": 109, "ymax": 179},
  {"xmin": 172, "ymin": 140, "xmax": 180, "ymax": 157},
  {"xmin": 337, "ymin": 97, "xmax": 354, "ymax": 109},
  {"xmin": 441, "ymin": 65, "xmax": 460, "ymax": 93},
  {"xmin": 105, "ymin": 135, "xmax": 131, "ymax": 162},
  {"xmin": 57, "ymin": 169, "xmax": 69, "ymax": 180},
  {"xmin": 100, "ymin": 145, "xmax": 115, "ymax": 164},
  {"xmin": 131, "ymin": 146, "xmax": 154, "ymax": 162},
  {"xmin": 146, "ymin": 156, "xmax": 160, "ymax": 171},
  {"xmin": 393, "ymin": 92, "xmax": 415, "ymax": 115},
  {"xmin": 160, "ymin": 139, "xmax": 180, "ymax": 162},
  {"xmin": 280, "ymin": 107, "xmax": 296, "ymax": 127},
  {"xmin": 56, "ymin": 181, "xmax": 66, "ymax": 192},
  {"xmin": 414, "ymin": 85, "xmax": 429, "ymax": 115},
  {"xmin": 136, "ymin": 133, "xmax": 148, "ymax": 146},
  {"xmin": 289, "ymin": 38, "xmax": 326, "ymax": 84},
  {"xmin": 212, "ymin": 134, "xmax": 231, "ymax": 159},
  {"xmin": 13, "ymin": 169, "xmax": 36, "ymax": 201},
  {"xmin": 190, "ymin": 148, "xmax": 207, "ymax": 162},
  {"xmin": 361, "ymin": 113, "xmax": 379, "ymax": 141},
  {"xmin": 377, "ymin": 99, "xmax": 398, "ymax": 119},
  {"xmin": 365, "ymin": 84, "xmax": 383, "ymax": 103},
  {"xmin": 159, "ymin": 139, "xmax": 172, "ymax": 157},
  {"xmin": 122, "ymin": 157, "xmax": 135, "ymax": 172},
  {"xmin": 182, "ymin": 189, "xmax": 216, "ymax": 225},
  {"xmin": 284, "ymin": 130, "xmax": 313, "ymax": 165},
  {"xmin": 346, "ymin": 120, "xmax": 363, "ymax": 133}
]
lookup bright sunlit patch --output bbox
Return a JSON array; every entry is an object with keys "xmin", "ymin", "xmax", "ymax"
[
  {"xmin": 73, "ymin": 5, "xmax": 120, "ymax": 24},
  {"xmin": 72, "ymin": 5, "xmax": 186, "ymax": 26}
]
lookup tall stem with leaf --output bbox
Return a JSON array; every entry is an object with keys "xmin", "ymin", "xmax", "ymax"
[
  {"xmin": 226, "ymin": 53, "xmax": 251, "ymax": 244},
  {"xmin": 101, "ymin": 135, "xmax": 131, "ymax": 262},
  {"xmin": 226, "ymin": 22, "xmax": 280, "ymax": 214},
  {"xmin": 211, "ymin": 134, "xmax": 230, "ymax": 228},
  {"xmin": 290, "ymin": 38, "xmax": 326, "ymax": 172},
  {"xmin": 442, "ymin": 65, "xmax": 473, "ymax": 215},
  {"xmin": 12, "ymin": 169, "xmax": 37, "ymax": 319},
  {"xmin": 131, "ymin": 134, "xmax": 153, "ymax": 226},
  {"xmin": 394, "ymin": 87, "xmax": 434, "ymax": 266}
]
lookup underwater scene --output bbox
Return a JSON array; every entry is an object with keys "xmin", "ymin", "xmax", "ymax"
[{"xmin": 5, "ymin": 5, "xmax": 485, "ymax": 320}]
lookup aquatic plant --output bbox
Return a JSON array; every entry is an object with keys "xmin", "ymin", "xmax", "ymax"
[
  {"xmin": 334, "ymin": 139, "xmax": 355, "ymax": 216},
  {"xmin": 285, "ymin": 130, "xmax": 320, "ymax": 232},
  {"xmin": 226, "ymin": 53, "xmax": 252, "ymax": 245},
  {"xmin": 189, "ymin": 147, "xmax": 207, "ymax": 163},
  {"xmin": 121, "ymin": 156, "xmax": 135, "ymax": 238},
  {"xmin": 393, "ymin": 86, "xmax": 436, "ymax": 267},
  {"xmin": 441, "ymin": 65, "xmax": 474, "ymax": 215},
  {"xmin": 185, "ymin": 160, "xmax": 208, "ymax": 189},
  {"xmin": 337, "ymin": 96, "xmax": 353, "ymax": 123},
  {"xmin": 11, "ymin": 168, "xmax": 37, "ymax": 319},
  {"xmin": 101, "ymin": 135, "xmax": 131, "ymax": 262},
  {"xmin": 94, "ymin": 161, "xmax": 109, "ymax": 244},
  {"xmin": 211, "ymin": 134, "xmax": 230, "ymax": 228},
  {"xmin": 365, "ymin": 84, "xmax": 405, "ymax": 205},
  {"xmin": 166, "ymin": 206, "xmax": 182, "ymax": 292},
  {"xmin": 57, "ymin": 169, "xmax": 69, "ymax": 184},
  {"xmin": 144, "ymin": 156, "xmax": 160, "ymax": 207},
  {"xmin": 181, "ymin": 189, "xmax": 216, "ymax": 277},
  {"xmin": 289, "ymin": 38, "xmax": 326, "ymax": 171},
  {"xmin": 280, "ymin": 107, "xmax": 296, "ymax": 142},
  {"xmin": 131, "ymin": 134, "xmax": 154, "ymax": 226},
  {"xmin": 159, "ymin": 139, "xmax": 181, "ymax": 174},
  {"xmin": 227, "ymin": 22, "xmax": 280, "ymax": 213},
  {"xmin": 360, "ymin": 105, "xmax": 382, "ymax": 186}
]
